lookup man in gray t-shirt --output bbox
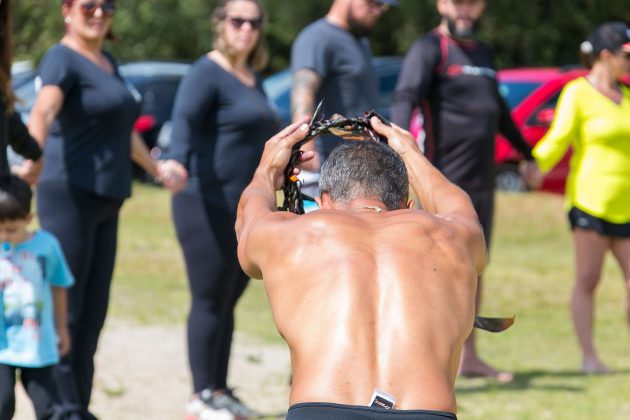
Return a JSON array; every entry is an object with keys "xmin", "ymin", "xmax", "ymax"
[{"xmin": 291, "ymin": 0, "xmax": 397, "ymax": 171}]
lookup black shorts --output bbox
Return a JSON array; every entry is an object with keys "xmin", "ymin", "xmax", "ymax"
[
  {"xmin": 286, "ymin": 402, "xmax": 457, "ymax": 419},
  {"xmin": 568, "ymin": 207, "xmax": 630, "ymax": 237}
]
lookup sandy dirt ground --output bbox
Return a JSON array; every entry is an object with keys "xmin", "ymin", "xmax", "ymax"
[{"xmin": 14, "ymin": 320, "xmax": 291, "ymax": 419}]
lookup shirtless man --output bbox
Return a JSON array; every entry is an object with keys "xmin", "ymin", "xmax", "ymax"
[{"xmin": 235, "ymin": 117, "xmax": 486, "ymax": 419}]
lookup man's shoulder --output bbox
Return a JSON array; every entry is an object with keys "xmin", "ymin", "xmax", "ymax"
[
  {"xmin": 466, "ymin": 38, "xmax": 494, "ymax": 58},
  {"xmin": 408, "ymin": 30, "xmax": 442, "ymax": 48},
  {"xmin": 298, "ymin": 18, "xmax": 334, "ymax": 34},
  {"xmin": 299, "ymin": 209, "xmax": 438, "ymax": 233},
  {"xmin": 405, "ymin": 31, "xmax": 442, "ymax": 59},
  {"xmin": 294, "ymin": 18, "xmax": 349, "ymax": 45},
  {"xmin": 419, "ymin": 30, "xmax": 442, "ymax": 45}
]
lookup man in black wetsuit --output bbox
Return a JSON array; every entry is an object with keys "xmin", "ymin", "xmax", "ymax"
[{"xmin": 390, "ymin": 0, "xmax": 536, "ymax": 382}]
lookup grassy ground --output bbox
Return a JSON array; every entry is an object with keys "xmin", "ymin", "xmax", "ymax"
[{"xmin": 109, "ymin": 183, "xmax": 630, "ymax": 419}]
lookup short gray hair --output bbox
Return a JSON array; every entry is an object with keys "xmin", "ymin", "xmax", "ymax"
[{"xmin": 319, "ymin": 141, "xmax": 408, "ymax": 210}]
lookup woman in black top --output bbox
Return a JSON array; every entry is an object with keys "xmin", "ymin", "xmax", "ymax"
[
  {"xmin": 27, "ymin": 1, "xmax": 186, "ymax": 418},
  {"xmin": 169, "ymin": 0, "xmax": 278, "ymax": 418},
  {"xmin": 0, "ymin": 0, "xmax": 42, "ymax": 179}
]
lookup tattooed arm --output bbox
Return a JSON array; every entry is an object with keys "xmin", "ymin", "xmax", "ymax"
[
  {"xmin": 291, "ymin": 68, "xmax": 321, "ymax": 122},
  {"xmin": 291, "ymin": 68, "xmax": 322, "ymax": 171}
]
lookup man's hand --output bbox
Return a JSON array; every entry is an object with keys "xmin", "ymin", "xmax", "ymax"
[
  {"xmin": 257, "ymin": 119, "xmax": 313, "ymax": 190},
  {"xmin": 298, "ymin": 148, "xmax": 321, "ymax": 172},
  {"xmin": 369, "ymin": 116, "xmax": 421, "ymax": 157}
]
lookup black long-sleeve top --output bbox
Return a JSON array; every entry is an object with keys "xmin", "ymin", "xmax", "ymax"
[
  {"xmin": 0, "ymin": 104, "xmax": 42, "ymax": 176},
  {"xmin": 169, "ymin": 56, "xmax": 279, "ymax": 212},
  {"xmin": 391, "ymin": 30, "xmax": 533, "ymax": 192}
]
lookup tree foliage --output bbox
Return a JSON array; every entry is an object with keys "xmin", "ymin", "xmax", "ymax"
[{"xmin": 12, "ymin": 0, "xmax": 630, "ymax": 72}]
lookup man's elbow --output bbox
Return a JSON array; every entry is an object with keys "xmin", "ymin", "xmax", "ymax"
[
  {"xmin": 237, "ymin": 241, "xmax": 262, "ymax": 280},
  {"xmin": 470, "ymin": 222, "xmax": 488, "ymax": 275},
  {"xmin": 234, "ymin": 214, "xmax": 244, "ymax": 242}
]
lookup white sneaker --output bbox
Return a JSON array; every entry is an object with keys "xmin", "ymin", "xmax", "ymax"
[{"xmin": 185, "ymin": 391, "xmax": 233, "ymax": 420}]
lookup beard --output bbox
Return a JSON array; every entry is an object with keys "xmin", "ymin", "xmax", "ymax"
[
  {"xmin": 347, "ymin": 13, "xmax": 373, "ymax": 38},
  {"xmin": 446, "ymin": 16, "xmax": 481, "ymax": 40}
]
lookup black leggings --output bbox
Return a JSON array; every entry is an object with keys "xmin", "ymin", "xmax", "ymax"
[
  {"xmin": 172, "ymin": 190, "xmax": 250, "ymax": 393},
  {"xmin": 37, "ymin": 181, "xmax": 123, "ymax": 419},
  {"xmin": 0, "ymin": 364, "xmax": 61, "ymax": 420}
]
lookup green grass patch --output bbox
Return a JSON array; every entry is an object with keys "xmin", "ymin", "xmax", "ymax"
[
  {"xmin": 108, "ymin": 184, "xmax": 630, "ymax": 418},
  {"xmin": 108, "ymin": 182, "xmax": 280, "ymax": 340}
]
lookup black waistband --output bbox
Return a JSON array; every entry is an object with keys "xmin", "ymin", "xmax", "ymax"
[{"xmin": 286, "ymin": 402, "xmax": 457, "ymax": 419}]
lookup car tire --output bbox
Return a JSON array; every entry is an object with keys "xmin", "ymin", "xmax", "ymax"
[{"xmin": 495, "ymin": 164, "xmax": 527, "ymax": 192}]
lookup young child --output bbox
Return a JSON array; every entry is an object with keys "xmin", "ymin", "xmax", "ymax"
[{"xmin": 0, "ymin": 175, "xmax": 74, "ymax": 419}]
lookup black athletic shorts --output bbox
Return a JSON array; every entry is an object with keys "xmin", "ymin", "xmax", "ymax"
[
  {"xmin": 568, "ymin": 207, "xmax": 630, "ymax": 237},
  {"xmin": 286, "ymin": 402, "xmax": 457, "ymax": 419}
]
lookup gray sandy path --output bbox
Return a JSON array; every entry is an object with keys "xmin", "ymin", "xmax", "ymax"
[{"xmin": 14, "ymin": 321, "xmax": 291, "ymax": 419}]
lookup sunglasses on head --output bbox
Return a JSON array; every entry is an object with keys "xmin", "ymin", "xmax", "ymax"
[
  {"xmin": 79, "ymin": 1, "xmax": 116, "ymax": 18},
  {"xmin": 226, "ymin": 16, "xmax": 263, "ymax": 30}
]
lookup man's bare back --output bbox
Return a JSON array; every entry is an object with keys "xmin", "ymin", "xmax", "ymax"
[
  {"xmin": 261, "ymin": 209, "xmax": 476, "ymax": 412},
  {"xmin": 236, "ymin": 118, "xmax": 485, "ymax": 417}
]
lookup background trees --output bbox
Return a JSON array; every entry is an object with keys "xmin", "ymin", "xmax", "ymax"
[{"xmin": 12, "ymin": 0, "xmax": 630, "ymax": 72}]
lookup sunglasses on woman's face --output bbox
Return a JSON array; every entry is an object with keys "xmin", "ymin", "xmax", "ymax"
[
  {"xmin": 79, "ymin": 1, "xmax": 116, "ymax": 18},
  {"xmin": 226, "ymin": 16, "xmax": 263, "ymax": 30}
]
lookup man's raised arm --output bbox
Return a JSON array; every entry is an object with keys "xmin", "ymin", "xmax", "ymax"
[
  {"xmin": 290, "ymin": 68, "xmax": 322, "ymax": 171},
  {"xmin": 370, "ymin": 117, "xmax": 486, "ymax": 272},
  {"xmin": 235, "ymin": 120, "xmax": 312, "ymax": 277},
  {"xmin": 370, "ymin": 118, "xmax": 475, "ymax": 219}
]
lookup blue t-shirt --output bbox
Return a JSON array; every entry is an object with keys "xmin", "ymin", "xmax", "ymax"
[
  {"xmin": 291, "ymin": 18, "xmax": 379, "ymax": 161},
  {"xmin": 37, "ymin": 44, "xmax": 141, "ymax": 199},
  {"xmin": 0, "ymin": 230, "xmax": 75, "ymax": 368}
]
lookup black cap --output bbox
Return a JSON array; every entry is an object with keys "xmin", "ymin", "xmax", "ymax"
[{"xmin": 580, "ymin": 21, "xmax": 630, "ymax": 55}]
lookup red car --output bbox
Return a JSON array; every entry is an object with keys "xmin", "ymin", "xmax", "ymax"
[{"xmin": 496, "ymin": 67, "xmax": 630, "ymax": 193}]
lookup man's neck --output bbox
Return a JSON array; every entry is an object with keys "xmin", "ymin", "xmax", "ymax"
[
  {"xmin": 437, "ymin": 22, "xmax": 477, "ymax": 46},
  {"xmin": 326, "ymin": 13, "xmax": 349, "ymax": 31},
  {"xmin": 334, "ymin": 199, "xmax": 389, "ymax": 212}
]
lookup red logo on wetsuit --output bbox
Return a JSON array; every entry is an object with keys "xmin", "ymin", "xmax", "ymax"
[{"xmin": 446, "ymin": 64, "xmax": 496, "ymax": 79}]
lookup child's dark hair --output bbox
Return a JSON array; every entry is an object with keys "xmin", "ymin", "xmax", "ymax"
[{"xmin": 0, "ymin": 175, "xmax": 32, "ymax": 220}]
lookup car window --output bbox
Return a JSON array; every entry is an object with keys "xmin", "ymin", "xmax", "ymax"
[
  {"xmin": 12, "ymin": 70, "xmax": 36, "ymax": 89},
  {"xmin": 262, "ymin": 70, "xmax": 291, "ymax": 102},
  {"xmin": 498, "ymin": 82, "xmax": 541, "ymax": 109},
  {"xmin": 13, "ymin": 76, "xmax": 37, "ymax": 114},
  {"xmin": 126, "ymin": 77, "xmax": 182, "ymax": 123}
]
